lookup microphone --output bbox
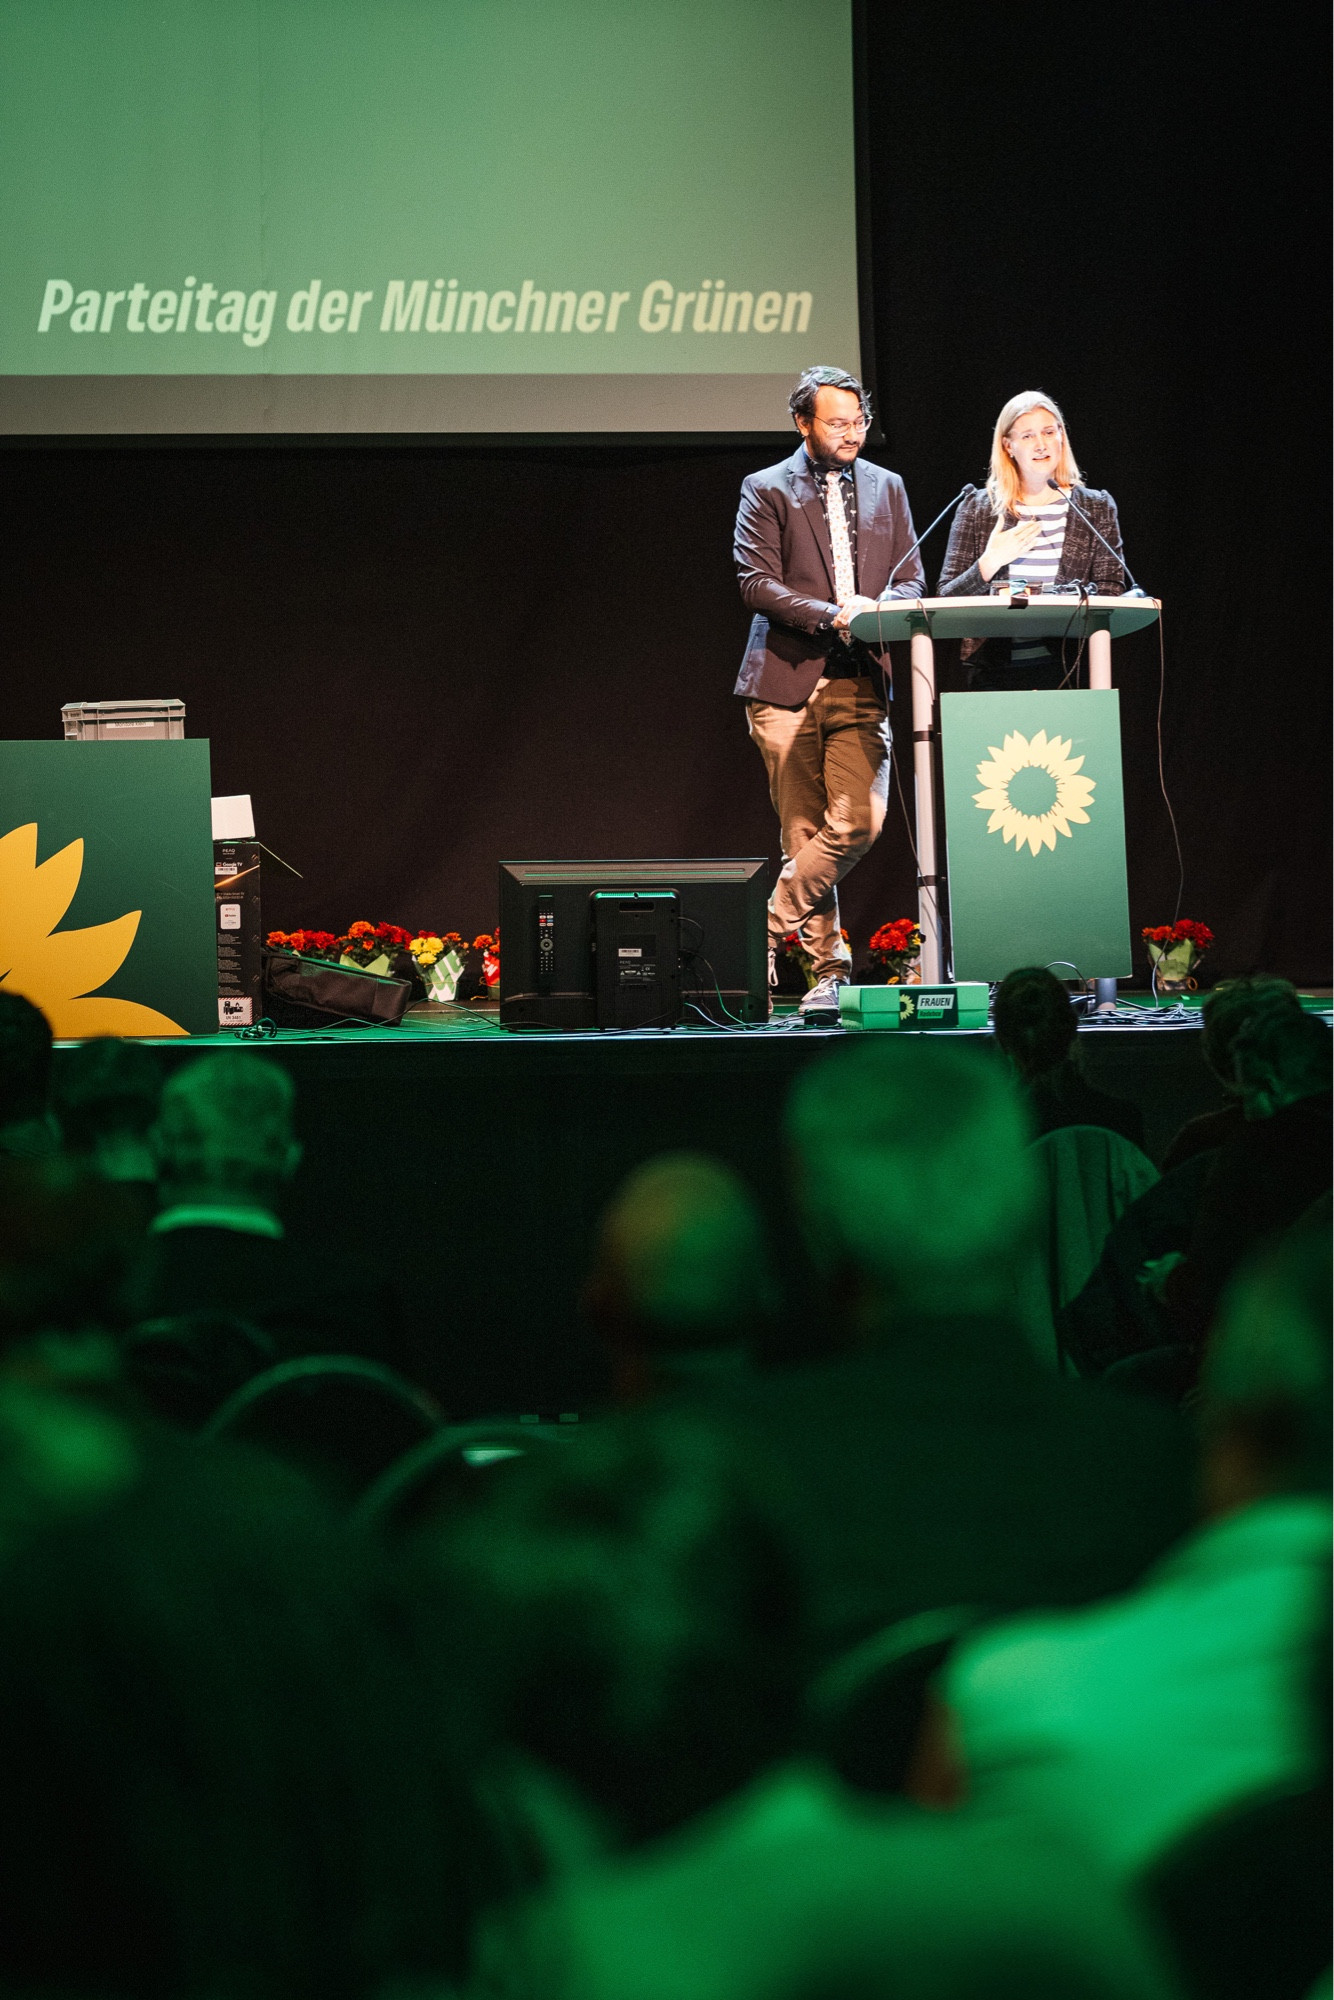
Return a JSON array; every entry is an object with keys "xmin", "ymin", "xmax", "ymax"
[
  {"xmin": 880, "ymin": 484, "xmax": 971, "ymax": 597},
  {"xmin": 1047, "ymin": 478, "xmax": 1144, "ymax": 594}
]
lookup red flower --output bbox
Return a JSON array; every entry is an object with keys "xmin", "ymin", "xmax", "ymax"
[
  {"xmin": 269, "ymin": 929, "xmax": 339, "ymax": 958},
  {"xmin": 780, "ymin": 926, "xmax": 848, "ymax": 961},
  {"xmin": 1142, "ymin": 919, "xmax": 1214, "ymax": 951},
  {"xmin": 869, "ymin": 917, "xmax": 924, "ymax": 961}
]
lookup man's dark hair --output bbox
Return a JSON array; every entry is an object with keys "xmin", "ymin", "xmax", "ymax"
[
  {"xmin": 1232, "ymin": 1006, "xmax": 1331, "ymax": 1103},
  {"xmin": 154, "ymin": 1051, "xmax": 297, "ymax": 1201},
  {"xmin": 786, "ymin": 1037, "xmax": 1037, "ymax": 1315},
  {"xmin": 992, "ymin": 966, "xmax": 1078, "ymax": 1081},
  {"xmin": 1199, "ymin": 978, "xmax": 1303, "ymax": 1092},
  {"xmin": 53, "ymin": 1036, "xmax": 163, "ymax": 1152},
  {"xmin": 0, "ymin": 1423, "xmax": 496, "ymax": 1995},
  {"xmin": 409, "ymin": 1411, "xmax": 807, "ymax": 1846},
  {"xmin": 0, "ymin": 1156, "xmax": 144, "ymax": 1342},
  {"xmin": 0, "ymin": 990, "xmax": 53, "ymax": 1129},
  {"xmin": 789, "ymin": 365, "xmax": 871, "ymax": 426}
]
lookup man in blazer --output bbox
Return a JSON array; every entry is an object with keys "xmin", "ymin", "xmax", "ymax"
[{"xmin": 734, "ymin": 366, "xmax": 924, "ymax": 1017}]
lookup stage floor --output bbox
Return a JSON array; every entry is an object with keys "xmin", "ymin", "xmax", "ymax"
[
  {"xmin": 52, "ymin": 993, "xmax": 1331, "ymax": 1418},
  {"xmin": 84, "ymin": 989, "xmax": 1333, "ymax": 1056}
]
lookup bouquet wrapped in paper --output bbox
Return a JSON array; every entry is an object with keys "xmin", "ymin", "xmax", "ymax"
[
  {"xmin": 1142, "ymin": 919, "xmax": 1214, "ymax": 994},
  {"xmin": 868, "ymin": 918, "xmax": 924, "ymax": 985}
]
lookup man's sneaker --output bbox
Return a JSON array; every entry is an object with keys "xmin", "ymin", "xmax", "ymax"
[{"xmin": 799, "ymin": 973, "xmax": 846, "ymax": 1023}]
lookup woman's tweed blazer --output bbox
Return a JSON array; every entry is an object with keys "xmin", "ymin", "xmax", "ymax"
[{"xmin": 937, "ymin": 483, "xmax": 1126, "ymax": 663}]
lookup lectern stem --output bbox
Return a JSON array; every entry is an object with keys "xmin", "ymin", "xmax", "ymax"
[{"xmin": 909, "ymin": 629, "xmax": 944, "ymax": 984}]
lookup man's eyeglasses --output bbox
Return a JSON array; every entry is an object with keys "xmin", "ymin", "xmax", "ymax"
[{"xmin": 818, "ymin": 417, "xmax": 869, "ymax": 437}]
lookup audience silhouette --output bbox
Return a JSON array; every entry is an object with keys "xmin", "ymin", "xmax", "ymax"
[
  {"xmin": 132, "ymin": 1050, "xmax": 404, "ymax": 1365},
  {"xmin": 993, "ymin": 964, "xmax": 1147, "ymax": 1150},
  {"xmin": 942, "ymin": 1221, "xmax": 1330, "ymax": 1895},
  {"xmin": 1060, "ymin": 977, "xmax": 1330, "ymax": 1386},
  {"xmin": 692, "ymin": 1037, "xmax": 1193, "ymax": 1650},
  {"xmin": 0, "ymin": 1393, "xmax": 498, "ymax": 1997},
  {"xmin": 0, "ymin": 989, "xmax": 60, "ymax": 1160},
  {"xmin": 581, "ymin": 1151, "xmax": 780, "ymax": 1404},
  {"xmin": 0, "ymin": 987, "xmax": 1324, "ymax": 1999}
]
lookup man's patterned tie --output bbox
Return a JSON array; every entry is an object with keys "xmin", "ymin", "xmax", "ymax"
[{"xmin": 825, "ymin": 471, "xmax": 856, "ymax": 605}]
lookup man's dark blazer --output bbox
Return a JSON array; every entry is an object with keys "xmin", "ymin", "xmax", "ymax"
[
  {"xmin": 131, "ymin": 1225, "xmax": 398, "ymax": 1365},
  {"xmin": 697, "ymin": 1315, "xmax": 1194, "ymax": 1656},
  {"xmin": 733, "ymin": 445, "xmax": 925, "ymax": 706}
]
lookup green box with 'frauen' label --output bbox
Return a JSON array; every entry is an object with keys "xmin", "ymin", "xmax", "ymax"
[
  {"xmin": 939, "ymin": 691, "xmax": 1132, "ymax": 984},
  {"xmin": 839, "ymin": 984, "xmax": 990, "ymax": 1032}
]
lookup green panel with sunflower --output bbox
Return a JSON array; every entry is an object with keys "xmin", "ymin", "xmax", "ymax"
[
  {"xmin": 0, "ymin": 740, "xmax": 216, "ymax": 1037},
  {"xmin": 939, "ymin": 691, "xmax": 1131, "ymax": 983}
]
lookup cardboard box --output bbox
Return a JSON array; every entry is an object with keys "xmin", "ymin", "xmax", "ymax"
[
  {"xmin": 214, "ymin": 840, "xmax": 262, "ymax": 1029},
  {"xmin": 838, "ymin": 983, "xmax": 990, "ymax": 1032}
]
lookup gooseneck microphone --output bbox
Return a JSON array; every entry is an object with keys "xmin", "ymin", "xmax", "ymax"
[
  {"xmin": 880, "ymin": 485, "xmax": 972, "ymax": 597},
  {"xmin": 1047, "ymin": 478, "xmax": 1144, "ymax": 594}
]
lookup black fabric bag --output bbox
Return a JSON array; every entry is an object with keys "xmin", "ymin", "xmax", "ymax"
[{"xmin": 262, "ymin": 949, "xmax": 413, "ymax": 1027}]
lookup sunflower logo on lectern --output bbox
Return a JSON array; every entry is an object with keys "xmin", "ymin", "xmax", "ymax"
[{"xmin": 973, "ymin": 729, "xmax": 1096, "ymax": 857}]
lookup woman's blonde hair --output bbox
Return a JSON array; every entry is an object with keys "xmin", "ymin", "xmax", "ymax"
[{"xmin": 985, "ymin": 391, "xmax": 1083, "ymax": 515}]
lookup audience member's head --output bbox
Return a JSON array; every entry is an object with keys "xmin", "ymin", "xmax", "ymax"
[
  {"xmin": 583, "ymin": 1152, "xmax": 780, "ymax": 1400},
  {"xmin": 992, "ymin": 966, "xmax": 1078, "ymax": 1082},
  {"xmin": 153, "ymin": 1051, "xmax": 302, "ymax": 1211},
  {"xmin": 1198, "ymin": 977, "xmax": 1304, "ymax": 1096},
  {"xmin": 786, "ymin": 1038, "xmax": 1038, "ymax": 1331},
  {"xmin": 0, "ymin": 1155, "xmax": 144, "ymax": 1352},
  {"xmin": 1230, "ymin": 1005, "xmax": 1331, "ymax": 1120},
  {"xmin": 0, "ymin": 989, "xmax": 57, "ymax": 1157},
  {"xmin": 409, "ymin": 1412, "xmax": 806, "ymax": 1863},
  {"xmin": 0, "ymin": 1400, "xmax": 494, "ymax": 1996},
  {"xmin": 1200, "ymin": 1212, "xmax": 1332, "ymax": 1516},
  {"xmin": 54, "ymin": 1034, "xmax": 163, "ymax": 1184}
]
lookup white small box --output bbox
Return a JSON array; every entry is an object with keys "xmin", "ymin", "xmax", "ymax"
[{"xmin": 211, "ymin": 794, "xmax": 255, "ymax": 839}]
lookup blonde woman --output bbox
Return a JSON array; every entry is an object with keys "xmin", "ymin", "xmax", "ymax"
[{"xmin": 938, "ymin": 391, "xmax": 1126, "ymax": 688}]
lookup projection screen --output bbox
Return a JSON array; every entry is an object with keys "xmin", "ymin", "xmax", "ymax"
[{"xmin": 0, "ymin": 0, "xmax": 863, "ymax": 438}]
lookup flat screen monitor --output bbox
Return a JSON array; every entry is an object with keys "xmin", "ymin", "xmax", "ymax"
[{"xmin": 499, "ymin": 858, "xmax": 769, "ymax": 1031}]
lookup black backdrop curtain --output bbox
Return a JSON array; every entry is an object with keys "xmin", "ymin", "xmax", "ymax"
[{"xmin": 2, "ymin": 4, "xmax": 1328, "ymax": 983}]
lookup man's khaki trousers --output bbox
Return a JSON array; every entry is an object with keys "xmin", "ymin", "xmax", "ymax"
[{"xmin": 746, "ymin": 675, "xmax": 892, "ymax": 982}]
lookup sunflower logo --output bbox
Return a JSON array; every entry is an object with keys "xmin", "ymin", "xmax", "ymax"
[
  {"xmin": 973, "ymin": 730, "xmax": 1096, "ymax": 857},
  {"xmin": 0, "ymin": 822, "xmax": 186, "ymax": 1037}
]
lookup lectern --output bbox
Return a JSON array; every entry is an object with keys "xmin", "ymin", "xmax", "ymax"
[{"xmin": 848, "ymin": 595, "xmax": 1161, "ymax": 983}]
